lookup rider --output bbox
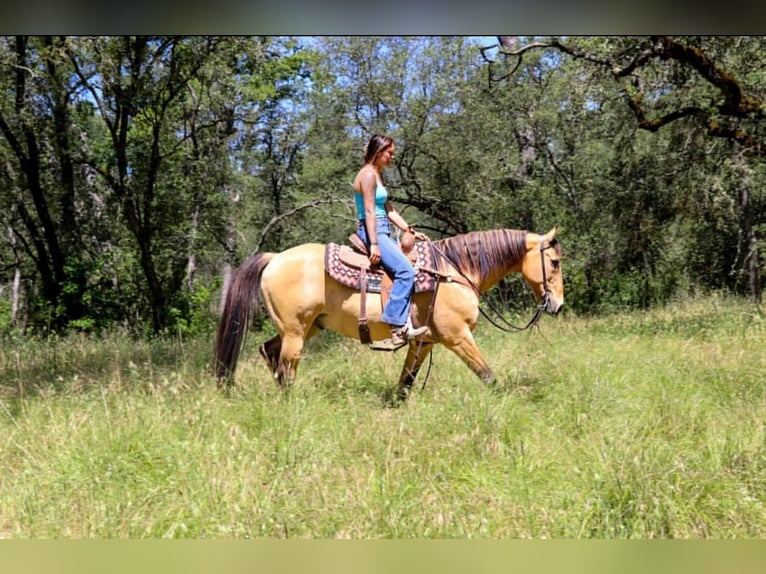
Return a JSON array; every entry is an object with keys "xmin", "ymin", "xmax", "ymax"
[{"xmin": 353, "ymin": 134, "xmax": 429, "ymax": 347}]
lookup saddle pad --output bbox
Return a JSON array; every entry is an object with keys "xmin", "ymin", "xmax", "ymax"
[{"xmin": 325, "ymin": 241, "xmax": 437, "ymax": 294}]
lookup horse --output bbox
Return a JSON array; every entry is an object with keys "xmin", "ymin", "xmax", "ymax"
[{"xmin": 214, "ymin": 226, "xmax": 563, "ymax": 401}]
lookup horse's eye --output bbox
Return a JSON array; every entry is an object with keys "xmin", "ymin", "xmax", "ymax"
[{"xmin": 550, "ymin": 259, "xmax": 560, "ymax": 269}]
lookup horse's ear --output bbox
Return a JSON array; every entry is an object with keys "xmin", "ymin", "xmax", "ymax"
[{"xmin": 544, "ymin": 226, "xmax": 559, "ymax": 242}]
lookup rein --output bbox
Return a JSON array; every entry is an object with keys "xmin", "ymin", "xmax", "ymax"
[
  {"xmin": 427, "ymin": 234, "xmax": 552, "ymax": 333},
  {"xmin": 405, "ymin": 234, "xmax": 553, "ymax": 393}
]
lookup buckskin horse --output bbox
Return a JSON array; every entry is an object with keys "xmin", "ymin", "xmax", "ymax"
[{"xmin": 214, "ymin": 226, "xmax": 563, "ymax": 401}]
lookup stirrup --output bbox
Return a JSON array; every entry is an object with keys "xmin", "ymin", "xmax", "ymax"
[{"xmin": 368, "ymin": 338, "xmax": 408, "ymax": 352}]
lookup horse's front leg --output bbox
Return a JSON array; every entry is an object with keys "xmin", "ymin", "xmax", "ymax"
[
  {"xmin": 396, "ymin": 341, "xmax": 435, "ymax": 401},
  {"xmin": 441, "ymin": 329, "xmax": 495, "ymax": 385}
]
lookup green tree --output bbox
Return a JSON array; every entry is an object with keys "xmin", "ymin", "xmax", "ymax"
[
  {"xmin": 0, "ymin": 36, "xmax": 316, "ymax": 333},
  {"xmin": 485, "ymin": 36, "xmax": 766, "ymax": 303},
  {"xmin": 0, "ymin": 36, "xmax": 103, "ymax": 330}
]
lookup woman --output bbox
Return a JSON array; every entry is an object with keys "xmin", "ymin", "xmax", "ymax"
[{"xmin": 353, "ymin": 134, "xmax": 429, "ymax": 347}]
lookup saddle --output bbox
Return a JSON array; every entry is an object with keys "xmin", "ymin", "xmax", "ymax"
[{"xmin": 324, "ymin": 234, "xmax": 439, "ymax": 345}]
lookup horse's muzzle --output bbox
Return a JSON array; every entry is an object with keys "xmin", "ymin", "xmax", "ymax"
[{"xmin": 545, "ymin": 295, "xmax": 563, "ymax": 316}]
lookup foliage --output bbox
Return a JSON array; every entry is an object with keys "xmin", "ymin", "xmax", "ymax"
[{"xmin": 1, "ymin": 36, "xmax": 765, "ymax": 332}]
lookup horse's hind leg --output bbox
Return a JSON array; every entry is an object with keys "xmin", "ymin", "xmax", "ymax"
[
  {"xmin": 275, "ymin": 333, "xmax": 305, "ymax": 387},
  {"xmin": 259, "ymin": 335, "xmax": 282, "ymax": 377},
  {"xmin": 396, "ymin": 341, "xmax": 435, "ymax": 401},
  {"xmin": 274, "ymin": 323, "xmax": 321, "ymax": 387}
]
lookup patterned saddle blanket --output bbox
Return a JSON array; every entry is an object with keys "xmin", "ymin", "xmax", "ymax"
[{"xmin": 324, "ymin": 241, "xmax": 438, "ymax": 294}]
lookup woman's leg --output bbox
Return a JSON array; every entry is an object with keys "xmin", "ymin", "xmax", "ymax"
[
  {"xmin": 377, "ymin": 233, "xmax": 416, "ymax": 327},
  {"xmin": 357, "ymin": 218, "xmax": 425, "ymax": 339}
]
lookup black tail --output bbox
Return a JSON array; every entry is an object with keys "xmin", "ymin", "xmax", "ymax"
[{"xmin": 214, "ymin": 253, "xmax": 274, "ymax": 386}]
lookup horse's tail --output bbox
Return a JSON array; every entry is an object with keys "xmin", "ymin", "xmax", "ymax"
[{"xmin": 214, "ymin": 253, "xmax": 274, "ymax": 386}]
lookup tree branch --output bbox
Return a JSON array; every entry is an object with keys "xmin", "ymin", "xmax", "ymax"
[
  {"xmin": 651, "ymin": 35, "xmax": 765, "ymax": 118},
  {"xmin": 252, "ymin": 197, "xmax": 341, "ymax": 253},
  {"xmin": 489, "ymin": 36, "xmax": 766, "ymax": 155},
  {"xmin": 626, "ymin": 96, "xmax": 707, "ymax": 132}
]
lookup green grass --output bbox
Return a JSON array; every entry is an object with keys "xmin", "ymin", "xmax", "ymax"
[{"xmin": 0, "ymin": 294, "xmax": 764, "ymax": 538}]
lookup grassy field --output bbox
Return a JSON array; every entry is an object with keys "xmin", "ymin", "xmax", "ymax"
[{"xmin": 0, "ymin": 294, "xmax": 764, "ymax": 538}]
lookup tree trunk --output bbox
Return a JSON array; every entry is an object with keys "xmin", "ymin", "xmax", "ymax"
[
  {"xmin": 218, "ymin": 191, "xmax": 240, "ymax": 312},
  {"xmin": 11, "ymin": 268, "xmax": 21, "ymax": 329},
  {"xmin": 219, "ymin": 263, "xmax": 232, "ymax": 313},
  {"xmin": 739, "ymin": 177, "xmax": 761, "ymax": 303},
  {"xmin": 8, "ymin": 225, "xmax": 22, "ymax": 328},
  {"xmin": 186, "ymin": 205, "xmax": 199, "ymax": 292},
  {"xmin": 734, "ymin": 150, "xmax": 762, "ymax": 303}
]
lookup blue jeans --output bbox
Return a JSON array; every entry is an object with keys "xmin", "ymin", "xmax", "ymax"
[{"xmin": 357, "ymin": 218, "xmax": 415, "ymax": 327}]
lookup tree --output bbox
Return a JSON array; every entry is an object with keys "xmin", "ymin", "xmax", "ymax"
[
  {"xmin": 312, "ymin": 37, "xmax": 502, "ymax": 237},
  {"xmin": 0, "ymin": 36, "xmax": 316, "ymax": 333},
  {"xmin": 0, "ymin": 36, "xmax": 96, "ymax": 330},
  {"xmin": 484, "ymin": 36, "xmax": 766, "ymax": 302}
]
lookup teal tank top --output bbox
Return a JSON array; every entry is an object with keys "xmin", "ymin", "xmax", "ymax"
[{"xmin": 355, "ymin": 184, "xmax": 388, "ymax": 220}]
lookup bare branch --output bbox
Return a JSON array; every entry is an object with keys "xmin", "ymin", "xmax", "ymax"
[
  {"xmin": 542, "ymin": 144, "xmax": 581, "ymax": 216},
  {"xmin": 252, "ymin": 197, "xmax": 342, "ymax": 253}
]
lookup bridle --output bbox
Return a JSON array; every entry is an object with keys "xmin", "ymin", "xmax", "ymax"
[
  {"xmin": 430, "ymin": 233, "xmax": 555, "ymax": 333},
  {"xmin": 409, "ymin": 234, "xmax": 556, "ymax": 392},
  {"xmin": 537, "ymin": 234, "xmax": 553, "ymax": 314}
]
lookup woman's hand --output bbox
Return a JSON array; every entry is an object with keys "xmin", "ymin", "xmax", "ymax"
[
  {"xmin": 406, "ymin": 225, "xmax": 428, "ymax": 242},
  {"xmin": 369, "ymin": 244, "xmax": 381, "ymax": 265}
]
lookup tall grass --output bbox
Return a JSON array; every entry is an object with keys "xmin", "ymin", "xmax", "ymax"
[{"xmin": 0, "ymin": 294, "xmax": 764, "ymax": 538}]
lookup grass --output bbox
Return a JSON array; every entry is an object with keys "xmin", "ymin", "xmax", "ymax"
[{"xmin": 0, "ymin": 293, "xmax": 764, "ymax": 538}]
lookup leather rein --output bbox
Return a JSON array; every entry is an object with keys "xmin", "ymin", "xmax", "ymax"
[
  {"xmin": 428, "ymin": 234, "xmax": 553, "ymax": 333},
  {"xmin": 407, "ymin": 234, "xmax": 553, "ymax": 393}
]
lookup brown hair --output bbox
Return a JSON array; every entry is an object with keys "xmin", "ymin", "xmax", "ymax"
[{"xmin": 363, "ymin": 134, "xmax": 394, "ymax": 165}]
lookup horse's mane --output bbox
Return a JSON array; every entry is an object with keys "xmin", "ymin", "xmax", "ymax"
[{"xmin": 432, "ymin": 229, "xmax": 528, "ymax": 286}]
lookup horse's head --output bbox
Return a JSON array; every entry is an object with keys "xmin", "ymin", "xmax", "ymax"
[{"xmin": 522, "ymin": 226, "xmax": 564, "ymax": 315}]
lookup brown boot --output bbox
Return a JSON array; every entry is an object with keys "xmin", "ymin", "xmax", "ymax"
[{"xmin": 369, "ymin": 319, "xmax": 428, "ymax": 351}]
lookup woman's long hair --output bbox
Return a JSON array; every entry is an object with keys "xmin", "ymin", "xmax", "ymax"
[{"xmin": 363, "ymin": 134, "xmax": 394, "ymax": 164}]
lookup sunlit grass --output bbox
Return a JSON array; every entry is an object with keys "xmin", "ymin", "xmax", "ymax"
[{"xmin": 0, "ymin": 294, "xmax": 764, "ymax": 538}]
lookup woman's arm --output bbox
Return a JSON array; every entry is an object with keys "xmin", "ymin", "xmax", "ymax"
[
  {"xmin": 358, "ymin": 171, "xmax": 382, "ymax": 263},
  {"xmin": 359, "ymin": 172, "xmax": 379, "ymax": 244},
  {"xmin": 385, "ymin": 201, "xmax": 428, "ymax": 240}
]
